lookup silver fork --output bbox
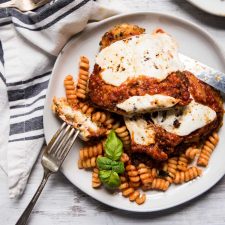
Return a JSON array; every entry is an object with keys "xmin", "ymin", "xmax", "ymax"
[
  {"xmin": 16, "ymin": 122, "xmax": 80, "ymax": 225},
  {"xmin": 0, "ymin": 0, "xmax": 50, "ymax": 11}
]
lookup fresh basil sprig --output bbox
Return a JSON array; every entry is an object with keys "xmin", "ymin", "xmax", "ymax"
[
  {"xmin": 97, "ymin": 130, "xmax": 124, "ymax": 188},
  {"xmin": 97, "ymin": 157, "xmax": 113, "ymax": 171},
  {"xmin": 111, "ymin": 161, "xmax": 125, "ymax": 174},
  {"xmin": 99, "ymin": 170, "xmax": 120, "ymax": 188},
  {"xmin": 97, "ymin": 157, "xmax": 124, "ymax": 173},
  {"xmin": 104, "ymin": 130, "xmax": 123, "ymax": 161}
]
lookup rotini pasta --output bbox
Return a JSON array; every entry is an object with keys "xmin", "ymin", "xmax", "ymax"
[
  {"xmin": 78, "ymin": 102, "xmax": 95, "ymax": 115},
  {"xmin": 174, "ymin": 167, "xmax": 202, "ymax": 184},
  {"xmin": 167, "ymin": 157, "xmax": 178, "ymax": 178},
  {"xmin": 162, "ymin": 163, "xmax": 173, "ymax": 184},
  {"xmin": 115, "ymin": 126, "xmax": 131, "ymax": 149},
  {"xmin": 120, "ymin": 175, "xmax": 126, "ymax": 182},
  {"xmin": 135, "ymin": 194, "xmax": 146, "ymax": 205},
  {"xmin": 185, "ymin": 147, "xmax": 200, "ymax": 160},
  {"xmin": 111, "ymin": 121, "xmax": 121, "ymax": 130},
  {"xmin": 177, "ymin": 154, "xmax": 189, "ymax": 171},
  {"xmin": 92, "ymin": 168, "xmax": 102, "ymax": 188},
  {"xmin": 125, "ymin": 164, "xmax": 141, "ymax": 188},
  {"xmin": 197, "ymin": 132, "xmax": 219, "ymax": 167},
  {"xmin": 126, "ymin": 165, "xmax": 140, "ymax": 183},
  {"xmin": 120, "ymin": 153, "xmax": 130, "ymax": 163},
  {"xmin": 79, "ymin": 141, "xmax": 104, "ymax": 160},
  {"xmin": 151, "ymin": 178, "xmax": 170, "ymax": 191},
  {"xmin": 119, "ymin": 180, "xmax": 146, "ymax": 205},
  {"xmin": 150, "ymin": 168, "xmax": 159, "ymax": 178},
  {"xmin": 78, "ymin": 156, "xmax": 99, "ymax": 169},
  {"xmin": 106, "ymin": 121, "xmax": 121, "ymax": 135},
  {"xmin": 92, "ymin": 111, "xmax": 107, "ymax": 123},
  {"xmin": 64, "ymin": 75, "xmax": 77, "ymax": 106},
  {"xmin": 138, "ymin": 164, "xmax": 153, "ymax": 189},
  {"xmin": 92, "ymin": 111, "xmax": 116, "ymax": 129},
  {"xmin": 76, "ymin": 56, "xmax": 89, "ymax": 100}
]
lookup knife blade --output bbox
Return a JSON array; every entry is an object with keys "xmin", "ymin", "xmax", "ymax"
[{"xmin": 179, "ymin": 53, "xmax": 225, "ymax": 93}]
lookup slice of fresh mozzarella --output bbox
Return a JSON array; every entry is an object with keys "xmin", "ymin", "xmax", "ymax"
[
  {"xmin": 96, "ymin": 32, "xmax": 184, "ymax": 87},
  {"xmin": 151, "ymin": 100, "xmax": 216, "ymax": 136},
  {"xmin": 117, "ymin": 94, "xmax": 179, "ymax": 115},
  {"xmin": 124, "ymin": 117, "xmax": 155, "ymax": 146}
]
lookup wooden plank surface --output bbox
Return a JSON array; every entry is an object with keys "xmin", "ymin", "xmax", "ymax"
[{"xmin": 1, "ymin": 0, "xmax": 225, "ymax": 224}]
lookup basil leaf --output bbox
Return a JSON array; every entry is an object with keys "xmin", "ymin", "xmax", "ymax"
[
  {"xmin": 105, "ymin": 130, "xmax": 123, "ymax": 161},
  {"xmin": 111, "ymin": 161, "xmax": 124, "ymax": 174},
  {"xmin": 99, "ymin": 170, "xmax": 120, "ymax": 188},
  {"xmin": 97, "ymin": 157, "xmax": 113, "ymax": 170}
]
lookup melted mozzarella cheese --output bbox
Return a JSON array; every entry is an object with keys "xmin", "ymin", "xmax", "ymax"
[
  {"xmin": 96, "ymin": 33, "xmax": 184, "ymax": 86},
  {"xmin": 151, "ymin": 100, "xmax": 216, "ymax": 136},
  {"xmin": 117, "ymin": 94, "xmax": 179, "ymax": 114},
  {"xmin": 125, "ymin": 117, "xmax": 155, "ymax": 146}
]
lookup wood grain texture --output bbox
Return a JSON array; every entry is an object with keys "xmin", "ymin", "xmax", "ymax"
[{"xmin": 1, "ymin": 0, "xmax": 225, "ymax": 224}]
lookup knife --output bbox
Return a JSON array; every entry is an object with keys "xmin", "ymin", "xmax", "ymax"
[{"xmin": 179, "ymin": 53, "xmax": 225, "ymax": 93}]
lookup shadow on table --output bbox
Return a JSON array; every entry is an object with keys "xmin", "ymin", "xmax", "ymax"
[{"xmin": 172, "ymin": 0, "xmax": 225, "ymax": 30}]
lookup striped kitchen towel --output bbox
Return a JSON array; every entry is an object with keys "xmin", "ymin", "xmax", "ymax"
[{"xmin": 0, "ymin": 0, "xmax": 126, "ymax": 198}]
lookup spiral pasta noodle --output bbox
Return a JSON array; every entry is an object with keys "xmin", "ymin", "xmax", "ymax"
[
  {"xmin": 174, "ymin": 167, "xmax": 202, "ymax": 184},
  {"xmin": 78, "ymin": 156, "xmax": 99, "ymax": 169},
  {"xmin": 150, "ymin": 168, "xmax": 159, "ymax": 178},
  {"xmin": 92, "ymin": 111, "xmax": 107, "ymax": 123},
  {"xmin": 76, "ymin": 56, "xmax": 89, "ymax": 100},
  {"xmin": 92, "ymin": 111, "xmax": 116, "ymax": 129},
  {"xmin": 126, "ymin": 164, "xmax": 141, "ymax": 188},
  {"xmin": 162, "ymin": 163, "xmax": 173, "ymax": 184},
  {"xmin": 79, "ymin": 141, "xmax": 104, "ymax": 160},
  {"xmin": 197, "ymin": 132, "xmax": 219, "ymax": 167},
  {"xmin": 167, "ymin": 157, "xmax": 178, "ymax": 178},
  {"xmin": 119, "ymin": 179, "xmax": 146, "ymax": 205},
  {"xmin": 106, "ymin": 121, "xmax": 121, "ymax": 135},
  {"xmin": 151, "ymin": 178, "xmax": 170, "ymax": 191},
  {"xmin": 64, "ymin": 75, "xmax": 77, "ymax": 106},
  {"xmin": 115, "ymin": 126, "xmax": 131, "ymax": 149},
  {"xmin": 138, "ymin": 164, "xmax": 153, "ymax": 190},
  {"xmin": 78, "ymin": 102, "xmax": 95, "ymax": 115},
  {"xmin": 111, "ymin": 121, "xmax": 121, "ymax": 130},
  {"xmin": 177, "ymin": 154, "xmax": 188, "ymax": 171},
  {"xmin": 92, "ymin": 168, "xmax": 102, "ymax": 188},
  {"xmin": 185, "ymin": 147, "xmax": 200, "ymax": 160},
  {"xmin": 138, "ymin": 163, "xmax": 153, "ymax": 185},
  {"xmin": 120, "ymin": 153, "xmax": 130, "ymax": 163}
]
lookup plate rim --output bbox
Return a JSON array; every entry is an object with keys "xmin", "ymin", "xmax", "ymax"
[
  {"xmin": 44, "ymin": 11, "xmax": 225, "ymax": 212},
  {"xmin": 186, "ymin": 0, "xmax": 225, "ymax": 17}
]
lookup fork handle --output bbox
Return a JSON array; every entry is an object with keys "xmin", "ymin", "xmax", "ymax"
[
  {"xmin": 16, "ymin": 170, "xmax": 51, "ymax": 225},
  {"xmin": 0, "ymin": 1, "xmax": 16, "ymax": 9}
]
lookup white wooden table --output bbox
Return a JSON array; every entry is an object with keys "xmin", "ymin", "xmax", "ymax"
[{"xmin": 1, "ymin": 1, "xmax": 225, "ymax": 224}]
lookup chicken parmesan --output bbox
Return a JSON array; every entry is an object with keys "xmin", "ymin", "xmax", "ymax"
[
  {"xmin": 125, "ymin": 71, "xmax": 223, "ymax": 161},
  {"xmin": 89, "ymin": 25, "xmax": 191, "ymax": 115},
  {"xmin": 52, "ymin": 23, "xmax": 224, "ymax": 206}
]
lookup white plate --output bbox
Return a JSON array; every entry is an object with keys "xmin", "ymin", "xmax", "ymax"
[
  {"xmin": 44, "ymin": 12, "xmax": 225, "ymax": 212},
  {"xmin": 186, "ymin": 0, "xmax": 225, "ymax": 17}
]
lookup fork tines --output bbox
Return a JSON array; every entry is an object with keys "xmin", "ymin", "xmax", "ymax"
[{"xmin": 46, "ymin": 122, "xmax": 79, "ymax": 161}]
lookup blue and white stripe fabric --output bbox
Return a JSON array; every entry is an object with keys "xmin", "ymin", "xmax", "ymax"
[{"xmin": 0, "ymin": 0, "xmax": 123, "ymax": 198}]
